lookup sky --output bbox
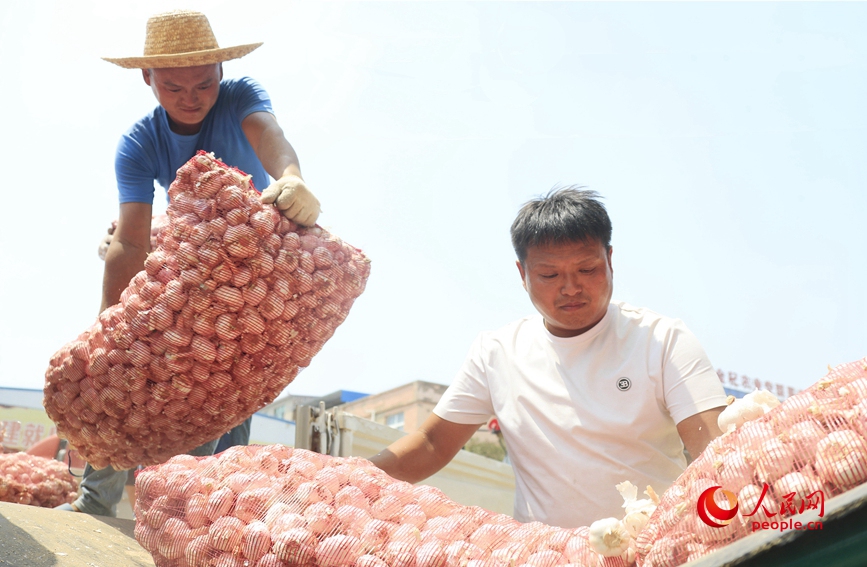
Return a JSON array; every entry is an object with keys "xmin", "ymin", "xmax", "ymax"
[{"xmin": 0, "ymin": 1, "xmax": 865, "ymax": 402}]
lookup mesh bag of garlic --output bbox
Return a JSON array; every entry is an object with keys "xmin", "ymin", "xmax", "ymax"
[
  {"xmin": 0, "ymin": 452, "xmax": 79, "ymax": 508},
  {"xmin": 635, "ymin": 357, "xmax": 867, "ymax": 567},
  {"xmin": 43, "ymin": 152, "xmax": 371, "ymax": 471},
  {"xmin": 98, "ymin": 214, "xmax": 169, "ymax": 261},
  {"xmin": 133, "ymin": 445, "xmax": 631, "ymax": 567}
]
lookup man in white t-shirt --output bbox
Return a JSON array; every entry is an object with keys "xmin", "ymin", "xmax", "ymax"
[{"xmin": 370, "ymin": 188, "xmax": 727, "ymax": 528}]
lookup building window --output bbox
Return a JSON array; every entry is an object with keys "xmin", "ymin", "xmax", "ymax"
[
  {"xmin": 275, "ymin": 407, "xmax": 285, "ymax": 420},
  {"xmin": 386, "ymin": 412, "xmax": 405, "ymax": 431}
]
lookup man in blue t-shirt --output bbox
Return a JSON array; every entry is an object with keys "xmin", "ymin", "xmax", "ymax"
[
  {"xmin": 101, "ymin": 11, "xmax": 319, "ymax": 316},
  {"xmin": 59, "ymin": 10, "xmax": 318, "ymax": 517}
]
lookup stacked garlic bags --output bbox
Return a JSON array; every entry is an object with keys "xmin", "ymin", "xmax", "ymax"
[
  {"xmin": 134, "ymin": 445, "xmax": 635, "ymax": 567},
  {"xmin": 636, "ymin": 357, "xmax": 867, "ymax": 566},
  {"xmin": 0, "ymin": 453, "xmax": 78, "ymax": 508}
]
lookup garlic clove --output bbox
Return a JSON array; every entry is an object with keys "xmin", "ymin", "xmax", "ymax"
[{"xmin": 588, "ymin": 517, "xmax": 631, "ymax": 557}]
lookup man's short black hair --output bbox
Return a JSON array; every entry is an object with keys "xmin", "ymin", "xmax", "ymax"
[{"xmin": 510, "ymin": 187, "xmax": 612, "ymax": 265}]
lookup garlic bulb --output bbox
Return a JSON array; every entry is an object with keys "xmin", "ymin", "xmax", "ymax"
[
  {"xmin": 739, "ymin": 420, "xmax": 777, "ymax": 454},
  {"xmin": 744, "ymin": 389, "xmax": 782, "ymax": 412},
  {"xmin": 718, "ymin": 399, "xmax": 764, "ymax": 433},
  {"xmin": 717, "ymin": 449, "xmax": 755, "ymax": 493},
  {"xmin": 616, "ymin": 481, "xmax": 658, "ymax": 537},
  {"xmin": 815, "ymin": 430, "xmax": 867, "ymax": 489},
  {"xmin": 718, "ymin": 389, "xmax": 781, "ymax": 433},
  {"xmin": 774, "ymin": 471, "xmax": 823, "ymax": 504},
  {"xmin": 588, "ymin": 517, "xmax": 631, "ymax": 557},
  {"xmin": 783, "ymin": 420, "xmax": 826, "ymax": 462},
  {"xmin": 755, "ymin": 438, "xmax": 796, "ymax": 484},
  {"xmin": 853, "ymin": 400, "xmax": 867, "ymax": 439},
  {"xmin": 839, "ymin": 378, "xmax": 867, "ymax": 401}
]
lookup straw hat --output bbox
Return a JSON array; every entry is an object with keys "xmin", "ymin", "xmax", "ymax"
[{"xmin": 103, "ymin": 10, "xmax": 262, "ymax": 69}]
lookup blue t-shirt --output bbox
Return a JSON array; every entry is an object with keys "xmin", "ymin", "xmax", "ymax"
[{"xmin": 115, "ymin": 76, "xmax": 273, "ymax": 204}]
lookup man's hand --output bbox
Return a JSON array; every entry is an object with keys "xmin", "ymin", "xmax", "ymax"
[
  {"xmin": 241, "ymin": 112, "xmax": 317, "ymax": 225},
  {"xmin": 97, "ymin": 226, "xmax": 114, "ymax": 261},
  {"xmin": 261, "ymin": 174, "xmax": 321, "ymax": 227}
]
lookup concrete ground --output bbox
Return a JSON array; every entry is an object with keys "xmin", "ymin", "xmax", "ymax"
[{"xmin": 0, "ymin": 500, "xmax": 154, "ymax": 567}]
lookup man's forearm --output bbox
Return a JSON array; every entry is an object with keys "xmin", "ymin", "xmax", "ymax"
[
  {"xmin": 257, "ymin": 121, "xmax": 302, "ymax": 181},
  {"xmin": 370, "ymin": 415, "xmax": 480, "ymax": 484},
  {"xmin": 369, "ymin": 432, "xmax": 444, "ymax": 484},
  {"xmin": 280, "ymin": 162, "xmax": 302, "ymax": 180}
]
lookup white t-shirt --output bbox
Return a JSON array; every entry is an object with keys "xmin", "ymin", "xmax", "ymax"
[{"xmin": 433, "ymin": 300, "xmax": 727, "ymax": 528}]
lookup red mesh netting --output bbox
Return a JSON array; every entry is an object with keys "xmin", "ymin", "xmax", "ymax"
[
  {"xmin": 134, "ymin": 445, "xmax": 628, "ymax": 567},
  {"xmin": 0, "ymin": 452, "xmax": 78, "ymax": 507},
  {"xmin": 43, "ymin": 152, "xmax": 371, "ymax": 470},
  {"xmin": 636, "ymin": 357, "xmax": 867, "ymax": 566}
]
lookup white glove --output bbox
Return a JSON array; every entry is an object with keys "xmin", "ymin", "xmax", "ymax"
[{"xmin": 261, "ymin": 174, "xmax": 321, "ymax": 227}]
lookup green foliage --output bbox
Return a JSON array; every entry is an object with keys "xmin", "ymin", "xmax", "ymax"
[{"xmin": 463, "ymin": 438, "xmax": 506, "ymax": 462}]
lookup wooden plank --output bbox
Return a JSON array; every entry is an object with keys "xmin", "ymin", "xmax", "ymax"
[{"xmin": 0, "ymin": 501, "xmax": 154, "ymax": 567}]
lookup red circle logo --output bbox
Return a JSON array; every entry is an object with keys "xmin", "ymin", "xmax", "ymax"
[{"xmin": 697, "ymin": 486, "xmax": 739, "ymax": 528}]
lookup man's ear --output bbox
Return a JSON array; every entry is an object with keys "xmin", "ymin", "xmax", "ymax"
[
  {"xmin": 607, "ymin": 246, "xmax": 613, "ymax": 272},
  {"xmin": 142, "ymin": 69, "xmax": 151, "ymax": 86},
  {"xmin": 218, "ymin": 63, "xmax": 223, "ymax": 81},
  {"xmin": 516, "ymin": 260, "xmax": 528, "ymax": 292}
]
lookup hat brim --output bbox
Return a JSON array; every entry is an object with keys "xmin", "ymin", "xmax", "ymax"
[{"xmin": 102, "ymin": 42, "xmax": 263, "ymax": 69}]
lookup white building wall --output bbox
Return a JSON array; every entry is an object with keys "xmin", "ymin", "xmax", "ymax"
[
  {"xmin": 249, "ymin": 413, "xmax": 296, "ymax": 447},
  {"xmin": 0, "ymin": 387, "xmax": 45, "ymax": 409}
]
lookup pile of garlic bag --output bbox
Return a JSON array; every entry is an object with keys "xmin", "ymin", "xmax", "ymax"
[
  {"xmin": 44, "ymin": 152, "xmax": 371, "ymax": 470},
  {"xmin": 134, "ymin": 445, "xmax": 631, "ymax": 567},
  {"xmin": 0, "ymin": 453, "xmax": 78, "ymax": 508},
  {"xmin": 636, "ymin": 357, "xmax": 867, "ymax": 567}
]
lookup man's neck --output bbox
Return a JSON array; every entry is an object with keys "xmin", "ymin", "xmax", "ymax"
[{"xmin": 167, "ymin": 115, "xmax": 202, "ymax": 136}]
